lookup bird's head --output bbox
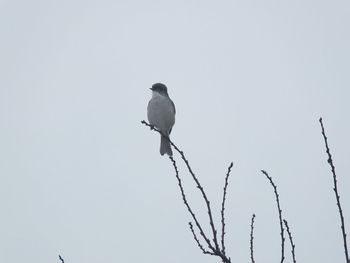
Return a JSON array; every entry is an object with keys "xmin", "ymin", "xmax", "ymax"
[{"xmin": 150, "ymin": 83, "xmax": 168, "ymax": 96}]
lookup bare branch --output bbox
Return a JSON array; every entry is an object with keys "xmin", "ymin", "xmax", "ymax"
[
  {"xmin": 221, "ymin": 162, "xmax": 233, "ymax": 254},
  {"xmin": 319, "ymin": 117, "xmax": 349, "ymax": 263},
  {"xmin": 142, "ymin": 120, "xmax": 233, "ymax": 263},
  {"xmin": 168, "ymin": 155, "xmax": 215, "ymax": 251},
  {"xmin": 142, "ymin": 120, "xmax": 220, "ymax": 251},
  {"xmin": 189, "ymin": 222, "xmax": 216, "ymax": 255},
  {"xmin": 59, "ymin": 255, "xmax": 65, "ymax": 263},
  {"xmin": 250, "ymin": 214, "xmax": 256, "ymax": 263},
  {"xmin": 261, "ymin": 170, "xmax": 285, "ymax": 263},
  {"xmin": 283, "ymin": 219, "xmax": 296, "ymax": 263}
]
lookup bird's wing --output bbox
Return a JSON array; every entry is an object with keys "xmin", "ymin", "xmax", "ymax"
[{"xmin": 171, "ymin": 99, "xmax": 176, "ymax": 114}]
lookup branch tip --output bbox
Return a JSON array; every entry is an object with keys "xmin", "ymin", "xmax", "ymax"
[
  {"xmin": 250, "ymin": 214, "xmax": 256, "ymax": 263},
  {"xmin": 262, "ymin": 170, "xmax": 285, "ymax": 263},
  {"xmin": 319, "ymin": 118, "xmax": 349, "ymax": 263}
]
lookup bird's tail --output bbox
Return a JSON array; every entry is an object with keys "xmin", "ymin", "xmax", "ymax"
[{"xmin": 160, "ymin": 135, "xmax": 172, "ymax": 156}]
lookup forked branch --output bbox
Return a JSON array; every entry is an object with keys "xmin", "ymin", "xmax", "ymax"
[
  {"xmin": 142, "ymin": 120, "xmax": 219, "ymax": 249},
  {"xmin": 169, "ymin": 156, "xmax": 214, "ymax": 251},
  {"xmin": 142, "ymin": 120, "xmax": 232, "ymax": 263}
]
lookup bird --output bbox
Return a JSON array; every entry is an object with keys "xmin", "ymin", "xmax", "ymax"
[{"xmin": 147, "ymin": 83, "xmax": 176, "ymax": 156}]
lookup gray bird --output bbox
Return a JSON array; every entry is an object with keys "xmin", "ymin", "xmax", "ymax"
[{"xmin": 147, "ymin": 83, "xmax": 176, "ymax": 156}]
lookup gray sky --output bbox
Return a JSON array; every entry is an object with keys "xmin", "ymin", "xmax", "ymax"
[{"xmin": 1, "ymin": 0, "xmax": 349, "ymax": 262}]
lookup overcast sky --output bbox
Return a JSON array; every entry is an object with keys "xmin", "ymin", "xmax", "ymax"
[{"xmin": 1, "ymin": 0, "xmax": 350, "ymax": 262}]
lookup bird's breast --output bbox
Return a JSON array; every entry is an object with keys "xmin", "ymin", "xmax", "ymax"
[{"xmin": 147, "ymin": 95, "xmax": 175, "ymax": 134}]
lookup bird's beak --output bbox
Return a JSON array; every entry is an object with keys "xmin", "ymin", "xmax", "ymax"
[{"xmin": 150, "ymin": 88, "xmax": 153, "ymax": 91}]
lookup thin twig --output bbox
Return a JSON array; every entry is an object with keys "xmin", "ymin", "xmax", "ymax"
[
  {"xmin": 221, "ymin": 162, "xmax": 233, "ymax": 254},
  {"xmin": 168, "ymin": 155, "xmax": 215, "ymax": 251},
  {"xmin": 189, "ymin": 222, "xmax": 216, "ymax": 255},
  {"xmin": 319, "ymin": 117, "xmax": 349, "ymax": 263},
  {"xmin": 250, "ymin": 214, "xmax": 256, "ymax": 263},
  {"xmin": 142, "ymin": 120, "xmax": 220, "ymax": 251},
  {"xmin": 59, "ymin": 255, "xmax": 64, "ymax": 263},
  {"xmin": 168, "ymin": 147, "xmax": 231, "ymax": 263},
  {"xmin": 261, "ymin": 170, "xmax": 285, "ymax": 263},
  {"xmin": 283, "ymin": 219, "xmax": 296, "ymax": 263}
]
